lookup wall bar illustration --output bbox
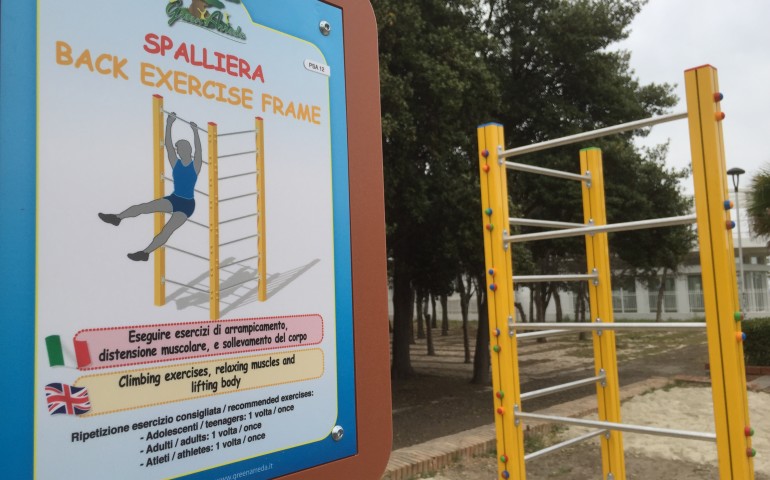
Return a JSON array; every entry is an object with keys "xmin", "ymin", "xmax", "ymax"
[{"xmin": 152, "ymin": 96, "xmax": 267, "ymax": 320}]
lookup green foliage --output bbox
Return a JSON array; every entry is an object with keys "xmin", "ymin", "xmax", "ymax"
[
  {"xmin": 746, "ymin": 169, "xmax": 770, "ymax": 241},
  {"xmin": 743, "ymin": 318, "xmax": 770, "ymax": 366}
]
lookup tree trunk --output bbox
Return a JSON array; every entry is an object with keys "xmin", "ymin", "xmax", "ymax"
[
  {"xmin": 552, "ymin": 284, "xmax": 563, "ymax": 322},
  {"xmin": 528, "ymin": 286, "xmax": 534, "ymax": 324},
  {"xmin": 431, "ymin": 294, "xmax": 438, "ymax": 329},
  {"xmin": 472, "ymin": 273, "xmax": 490, "ymax": 385},
  {"xmin": 441, "ymin": 294, "xmax": 450, "ymax": 336},
  {"xmin": 391, "ymin": 260, "xmax": 415, "ymax": 378},
  {"xmin": 656, "ymin": 270, "xmax": 668, "ymax": 322},
  {"xmin": 514, "ymin": 302, "xmax": 526, "ymax": 322},
  {"xmin": 458, "ymin": 275, "xmax": 472, "ymax": 364},
  {"xmin": 425, "ymin": 311, "xmax": 435, "ymax": 356},
  {"xmin": 416, "ymin": 291, "xmax": 425, "ymax": 339},
  {"xmin": 578, "ymin": 283, "xmax": 589, "ymax": 341}
]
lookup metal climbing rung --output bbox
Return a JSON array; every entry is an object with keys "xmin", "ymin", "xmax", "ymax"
[
  {"xmin": 525, "ymin": 429, "xmax": 608, "ymax": 462},
  {"xmin": 515, "ymin": 329, "xmax": 571, "ymax": 340},
  {"xmin": 509, "ymin": 217, "xmax": 585, "ymax": 229},
  {"xmin": 505, "ymin": 214, "xmax": 697, "ymax": 244},
  {"xmin": 512, "ymin": 322, "xmax": 706, "ymax": 332},
  {"xmin": 513, "ymin": 273, "xmax": 597, "ymax": 283},
  {"xmin": 514, "ymin": 411, "xmax": 716, "ymax": 442},
  {"xmin": 505, "ymin": 161, "xmax": 590, "ymax": 182},
  {"xmin": 498, "ymin": 111, "xmax": 687, "ymax": 159},
  {"xmin": 520, "ymin": 373, "xmax": 606, "ymax": 402}
]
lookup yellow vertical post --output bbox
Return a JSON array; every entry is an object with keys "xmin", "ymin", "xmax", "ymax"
[
  {"xmin": 685, "ymin": 64, "xmax": 754, "ymax": 479},
  {"xmin": 208, "ymin": 122, "xmax": 220, "ymax": 320},
  {"xmin": 477, "ymin": 123, "xmax": 525, "ymax": 480},
  {"xmin": 255, "ymin": 117, "xmax": 267, "ymax": 302},
  {"xmin": 152, "ymin": 95, "xmax": 166, "ymax": 306},
  {"xmin": 580, "ymin": 148, "xmax": 626, "ymax": 480}
]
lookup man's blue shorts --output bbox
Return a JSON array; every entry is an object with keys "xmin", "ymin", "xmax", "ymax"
[{"xmin": 164, "ymin": 194, "xmax": 195, "ymax": 217}]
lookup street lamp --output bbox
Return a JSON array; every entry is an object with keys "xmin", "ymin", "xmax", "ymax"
[{"xmin": 727, "ymin": 167, "xmax": 746, "ymax": 310}]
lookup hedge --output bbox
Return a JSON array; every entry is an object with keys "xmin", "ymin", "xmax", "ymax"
[{"xmin": 744, "ymin": 317, "xmax": 770, "ymax": 367}]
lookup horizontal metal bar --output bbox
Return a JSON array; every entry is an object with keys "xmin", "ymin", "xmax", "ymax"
[
  {"xmin": 220, "ymin": 213, "xmax": 258, "ymax": 225},
  {"xmin": 163, "ymin": 277, "xmax": 210, "ymax": 294},
  {"xmin": 514, "ymin": 411, "xmax": 716, "ymax": 442},
  {"xmin": 509, "ymin": 217, "xmax": 586, "ymax": 229},
  {"xmin": 220, "ymin": 278, "xmax": 257, "ymax": 293},
  {"xmin": 219, "ymin": 150, "xmax": 257, "ymax": 159},
  {"xmin": 220, "ymin": 255, "xmax": 259, "ymax": 270},
  {"xmin": 499, "ymin": 112, "xmax": 688, "ymax": 159},
  {"xmin": 164, "ymin": 245, "xmax": 209, "ymax": 262},
  {"xmin": 220, "ymin": 234, "xmax": 259, "ymax": 248},
  {"xmin": 218, "ymin": 129, "xmax": 256, "ymax": 137},
  {"xmin": 525, "ymin": 429, "xmax": 608, "ymax": 462},
  {"xmin": 521, "ymin": 374, "xmax": 605, "ymax": 402},
  {"xmin": 513, "ymin": 322, "xmax": 706, "ymax": 332},
  {"xmin": 505, "ymin": 214, "xmax": 697, "ymax": 244},
  {"xmin": 505, "ymin": 162, "xmax": 590, "ymax": 182},
  {"xmin": 219, "ymin": 171, "xmax": 257, "ymax": 181},
  {"xmin": 514, "ymin": 274, "xmax": 597, "ymax": 283},
  {"xmin": 220, "ymin": 192, "xmax": 257, "ymax": 203},
  {"xmin": 515, "ymin": 329, "xmax": 571, "ymax": 340},
  {"xmin": 161, "ymin": 110, "xmax": 208, "ymax": 133}
]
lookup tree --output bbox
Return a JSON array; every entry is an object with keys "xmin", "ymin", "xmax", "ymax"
[
  {"xmin": 747, "ymin": 168, "xmax": 770, "ymax": 242},
  {"xmin": 374, "ymin": 0, "xmax": 499, "ymax": 378}
]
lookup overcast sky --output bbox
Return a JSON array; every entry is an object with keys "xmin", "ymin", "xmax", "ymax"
[{"xmin": 617, "ymin": 0, "xmax": 770, "ymax": 194}]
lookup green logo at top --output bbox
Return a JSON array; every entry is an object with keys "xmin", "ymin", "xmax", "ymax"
[{"xmin": 166, "ymin": 0, "xmax": 247, "ymax": 41}]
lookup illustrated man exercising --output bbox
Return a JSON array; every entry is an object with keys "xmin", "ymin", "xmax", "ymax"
[{"xmin": 99, "ymin": 113, "xmax": 202, "ymax": 261}]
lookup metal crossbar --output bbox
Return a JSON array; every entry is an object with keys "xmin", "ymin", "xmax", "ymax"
[
  {"xmin": 514, "ymin": 411, "xmax": 716, "ymax": 442},
  {"xmin": 514, "ymin": 273, "xmax": 597, "ymax": 283},
  {"xmin": 161, "ymin": 109, "xmax": 208, "ymax": 133},
  {"xmin": 515, "ymin": 329, "xmax": 571, "ymax": 340},
  {"xmin": 520, "ymin": 374, "xmax": 606, "ymax": 402},
  {"xmin": 505, "ymin": 162, "xmax": 590, "ymax": 182},
  {"xmin": 219, "ymin": 171, "xmax": 257, "ymax": 181},
  {"xmin": 220, "ymin": 213, "xmax": 258, "ymax": 225},
  {"xmin": 218, "ymin": 129, "xmax": 256, "ymax": 137},
  {"xmin": 162, "ymin": 277, "xmax": 210, "ymax": 294},
  {"xmin": 505, "ymin": 214, "xmax": 697, "ymax": 244},
  {"xmin": 512, "ymin": 322, "xmax": 706, "ymax": 332},
  {"xmin": 219, "ymin": 150, "xmax": 257, "ymax": 159},
  {"xmin": 499, "ymin": 112, "xmax": 688, "ymax": 159},
  {"xmin": 165, "ymin": 245, "xmax": 209, "ymax": 262},
  {"xmin": 509, "ymin": 217, "xmax": 586, "ymax": 229},
  {"xmin": 220, "ymin": 234, "xmax": 259, "ymax": 248},
  {"xmin": 525, "ymin": 429, "xmax": 608, "ymax": 462},
  {"xmin": 220, "ymin": 192, "xmax": 258, "ymax": 203}
]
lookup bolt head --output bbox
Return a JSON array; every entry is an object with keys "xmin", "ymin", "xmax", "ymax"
[
  {"xmin": 319, "ymin": 20, "xmax": 332, "ymax": 36},
  {"xmin": 331, "ymin": 425, "xmax": 344, "ymax": 441}
]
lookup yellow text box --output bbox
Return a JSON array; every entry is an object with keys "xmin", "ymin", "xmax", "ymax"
[{"xmin": 75, "ymin": 349, "xmax": 323, "ymax": 416}]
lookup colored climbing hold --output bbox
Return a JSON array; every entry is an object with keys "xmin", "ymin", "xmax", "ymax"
[
  {"xmin": 747, "ymin": 448, "xmax": 757, "ymax": 458},
  {"xmin": 490, "ymin": 284, "xmax": 498, "ymax": 292},
  {"xmin": 736, "ymin": 332, "xmax": 745, "ymax": 342},
  {"xmin": 724, "ymin": 200, "xmax": 734, "ymax": 210},
  {"xmin": 483, "ymin": 164, "xmax": 490, "ymax": 173},
  {"xmin": 485, "ymin": 208, "xmax": 493, "ymax": 216},
  {"xmin": 714, "ymin": 92, "xmax": 724, "ymax": 102},
  {"xmin": 735, "ymin": 311, "xmax": 745, "ymax": 321},
  {"xmin": 489, "ymin": 268, "xmax": 496, "ymax": 276},
  {"xmin": 496, "ymin": 391, "xmax": 505, "ymax": 400},
  {"xmin": 716, "ymin": 111, "xmax": 726, "ymax": 121},
  {"xmin": 486, "ymin": 223, "xmax": 495, "ymax": 231},
  {"xmin": 500, "ymin": 454, "xmax": 508, "ymax": 463},
  {"xmin": 493, "ymin": 345, "xmax": 501, "ymax": 353},
  {"xmin": 495, "ymin": 328, "xmax": 501, "ymax": 337},
  {"xmin": 726, "ymin": 220, "xmax": 736, "ymax": 230},
  {"xmin": 745, "ymin": 426, "xmax": 755, "ymax": 437},
  {"xmin": 502, "ymin": 471, "xmax": 510, "ymax": 479},
  {"xmin": 482, "ymin": 149, "xmax": 490, "ymax": 158},
  {"xmin": 496, "ymin": 406, "xmax": 505, "ymax": 415}
]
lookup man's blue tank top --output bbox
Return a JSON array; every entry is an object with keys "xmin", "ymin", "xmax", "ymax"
[{"xmin": 172, "ymin": 160, "xmax": 198, "ymax": 199}]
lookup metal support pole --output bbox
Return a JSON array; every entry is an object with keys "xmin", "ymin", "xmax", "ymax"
[
  {"xmin": 525, "ymin": 430, "xmax": 608, "ymax": 462},
  {"xmin": 153, "ymin": 95, "xmax": 165, "ymax": 306},
  {"xmin": 505, "ymin": 161, "xmax": 590, "ymax": 182},
  {"xmin": 208, "ymin": 122, "xmax": 220, "ymax": 320},
  {"xmin": 256, "ymin": 117, "xmax": 267, "ymax": 302},
  {"xmin": 521, "ymin": 373, "xmax": 606, "ymax": 401},
  {"xmin": 581, "ymin": 147, "xmax": 625, "ymax": 479},
  {"xmin": 499, "ymin": 112, "xmax": 687, "ymax": 159},
  {"xmin": 685, "ymin": 64, "xmax": 754, "ymax": 479},
  {"xmin": 513, "ymin": 273, "xmax": 598, "ymax": 283},
  {"xmin": 509, "ymin": 217, "xmax": 586, "ymax": 229},
  {"xmin": 512, "ymin": 322, "xmax": 706, "ymax": 332},
  {"xmin": 478, "ymin": 123, "xmax": 525, "ymax": 480}
]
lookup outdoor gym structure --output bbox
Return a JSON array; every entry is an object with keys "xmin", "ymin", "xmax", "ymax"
[
  {"xmin": 478, "ymin": 65, "xmax": 755, "ymax": 479},
  {"xmin": 152, "ymin": 95, "xmax": 267, "ymax": 320}
]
